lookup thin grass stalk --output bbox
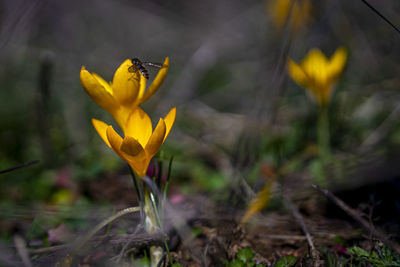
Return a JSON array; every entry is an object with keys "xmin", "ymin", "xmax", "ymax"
[{"xmin": 73, "ymin": 206, "xmax": 140, "ymax": 254}]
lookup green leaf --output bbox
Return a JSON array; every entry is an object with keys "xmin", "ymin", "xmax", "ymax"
[
  {"xmin": 274, "ymin": 255, "xmax": 297, "ymax": 267},
  {"xmin": 191, "ymin": 226, "xmax": 202, "ymax": 237},
  {"xmin": 228, "ymin": 259, "xmax": 245, "ymax": 267},
  {"xmin": 370, "ymin": 251, "xmax": 379, "ymax": 259},
  {"xmin": 237, "ymin": 247, "xmax": 255, "ymax": 262},
  {"xmin": 347, "ymin": 246, "xmax": 369, "ymax": 257}
]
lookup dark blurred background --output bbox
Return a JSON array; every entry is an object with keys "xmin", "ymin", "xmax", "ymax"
[{"xmin": 0, "ymin": 0, "xmax": 400, "ymax": 245}]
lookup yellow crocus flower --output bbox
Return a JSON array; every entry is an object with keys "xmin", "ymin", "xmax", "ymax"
[
  {"xmin": 242, "ymin": 178, "xmax": 275, "ymax": 224},
  {"xmin": 288, "ymin": 47, "xmax": 347, "ymax": 106},
  {"xmin": 80, "ymin": 58, "xmax": 169, "ymax": 131},
  {"xmin": 92, "ymin": 107, "xmax": 176, "ymax": 178},
  {"xmin": 268, "ymin": 0, "xmax": 311, "ymax": 32}
]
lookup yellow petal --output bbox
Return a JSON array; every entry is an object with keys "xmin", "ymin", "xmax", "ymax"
[
  {"xmin": 120, "ymin": 136, "xmax": 146, "ymax": 158},
  {"xmin": 121, "ymin": 140, "xmax": 148, "ymax": 178},
  {"xmin": 106, "ymin": 126, "xmax": 148, "ymax": 177},
  {"xmin": 328, "ymin": 47, "xmax": 347, "ymax": 79},
  {"xmin": 137, "ymin": 57, "xmax": 169, "ymax": 105},
  {"xmin": 130, "ymin": 159, "xmax": 149, "ymax": 178},
  {"xmin": 268, "ymin": 0, "xmax": 310, "ymax": 31},
  {"xmin": 291, "ymin": 0, "xmax": 311, "ymax": 31},
  {"xmin": 268, "ymin": 0, "xmax": 291, "ymax": 28},
  {"xmin": 105, "ymin": 125, "xmax": 124, "ymax": 158},
  {"xmin": 92, "ymin": 118, "xmax": 111, "ymax": 148},
  {"xmin": 80, "ymin": 66, "xmax": 117, "ymax": 111},
  {"xmin": 137, "ymin": 73, "xmax": 147, "ymax": 100},
  {"xmin": 112, "ymin": 59, "xmax": 140, "ymax": 106},
  {"xmin": 145, "ymin": 118, "xmax": 166, "ymax": 158},
  {"xmin": 304, "ymin": 48, "xmax": 329, "ymax": 65},
  {"xmin": 163, "ymin": 107, "xmax": 177, "ymax": 142},
  {"xmin": 124, "ymin": 108, "xmax": 153, "ymax": 147},
  {"xmin": 112, "ymin": 106, "xmax": 132, "ymax": 133},
  {"xmin": 92, "ymin": 73, "xmax": 113, "ymax": 95},
  {"xmin": 303, "ymin": 49, "xmax": 328, "ymax": 78},
  {"xmin": 288, "ymin": 58, "xmax": 309, "ymax": 88}
]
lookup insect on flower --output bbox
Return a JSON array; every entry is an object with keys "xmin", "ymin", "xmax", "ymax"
[{"xmin": 128, "ymin": 58, "xmax": 163, "ymax": 80}]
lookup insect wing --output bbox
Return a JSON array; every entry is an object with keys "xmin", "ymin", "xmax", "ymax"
[{"xmin": 142, "ymin": 62, "xmax": 164, "ymax": 68}]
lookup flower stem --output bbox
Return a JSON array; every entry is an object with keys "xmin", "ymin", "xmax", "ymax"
[
  {"xmin": 130, "ymin": 167, "xmax": 142, "ymax": 202},
  {"xmin": 317, "ymin": 104, "xmax": 330, "ymax": 158},
  {"xmin": 316, "ymin": 104, "xmax": 330, "ymax": 186},
  {"xmin": 144, "ymin": 187, "xmax": 163, "ymax": 266}
]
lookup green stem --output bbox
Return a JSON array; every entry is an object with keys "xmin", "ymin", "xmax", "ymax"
[
  {"xmin": 144, "ymin": 187, "xmax": 163, "ymax": 267},
  {"xmin": 315, "ymin": 104, "xmax": 331, "ymax": 186},
  {"xmin": 317, "ymin": 104, "xmax": 330, "ymax": 158},
  {"xmin": 129, "ymin": 167, "xmax": 142, "ymax": 202}
]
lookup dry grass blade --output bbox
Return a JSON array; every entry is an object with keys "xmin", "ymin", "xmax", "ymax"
[{"xmin": 72, "ymin": 206, "xmax": 140, "ymax": 254}]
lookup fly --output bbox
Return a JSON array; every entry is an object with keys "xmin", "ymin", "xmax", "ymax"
[{"xmin": 128, "ymin": 58, "xmax": 163, "ymax": 80}]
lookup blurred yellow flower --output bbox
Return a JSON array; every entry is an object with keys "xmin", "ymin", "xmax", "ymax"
[
  {"xmin": 92, "ymin": 107, "xmax": 176, "ymax": 178},
  {"xmin": 80, "ymin": 57, "xmax": 169, "ymax": 131},
  {"xmin": 241, "ymin": 163, "xmax": 276, "ymax": 224},
  {"xmin": 242, "ymin": 179, "xmax": 274, "ymax": 224},
  {"xmin": 268, "ymin": 0, "xmax": 311, "ymax": 32},
  {"xmin": 288, "ymin": 47, "xmax": 347, "ymax": 106}
]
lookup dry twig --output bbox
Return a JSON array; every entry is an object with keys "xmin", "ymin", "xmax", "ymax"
[
  {"xmin": 0, "ymin": 160, "xmax": 39, "ymax": 175},
  {"xmin": 360, "ymin": 0, "xmax": 400, "ymax": 35},
  {"xmin": 14, "ymin": 235, "xmax": 32, "ymax": 267},
  {"xmin": 284, "ymin": 197, "xmax": 321, "ymax": 267}
]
